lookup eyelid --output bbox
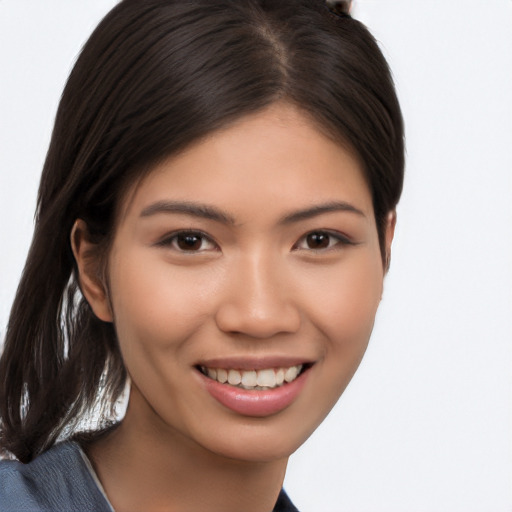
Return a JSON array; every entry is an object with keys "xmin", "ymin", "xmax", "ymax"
[
  {"xmin": 155, "ymin": 229, "xmax": 219, "ymax": 252},
  {"xmin": 292, "ymin": 229, "xmax": 355, "ymax": 251}
]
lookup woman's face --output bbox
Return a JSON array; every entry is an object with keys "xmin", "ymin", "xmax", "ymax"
[{"xmin": 96, "ymin": 103, "xmax": 392, "ymax": 462}]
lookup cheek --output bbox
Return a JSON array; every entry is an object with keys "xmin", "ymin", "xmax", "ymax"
[
  {"xmin": 313, "ymin": 255, "xmax": 383, "ymax": 338},
  {"xmin": 305, "ymin": 252, "xmax": 384, "ymax": 395},
  {"xmin": 108, "ymin": 252, "xmax": 223, "ymax": 353},
  {"xmin": 301, "ymin": 255, "xmax": 383, "ymax": 419}
]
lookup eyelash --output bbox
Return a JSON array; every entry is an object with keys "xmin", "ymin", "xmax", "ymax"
[
  {"xmin": 156, "ymin": 230, "xmax": 218, "ymax": 253},
  {"xmin": 156, "ymin": 229, "xmax": 354, "ymax": 254},
  {"xmin": 292, "ymin": 230, "xmax": 354, "ymax": 252}
]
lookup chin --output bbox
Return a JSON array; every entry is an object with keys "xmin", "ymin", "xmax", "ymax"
[{"xmin": 193, "ymin": 412, "xmax": 320, "ymax": 464}]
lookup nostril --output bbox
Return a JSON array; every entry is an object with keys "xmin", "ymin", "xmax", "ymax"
[{"xmin": 214, "ymin": 301, "xmax": 301, "ymax": 339}]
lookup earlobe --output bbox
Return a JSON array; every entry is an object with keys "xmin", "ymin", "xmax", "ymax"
[
  {"xmin": 384, "ymin": 210, "xmax": 397, "ymax": 273},
  {"xmin": 70, "ymin": 219, "xmax": 113, "ymax": 322}
]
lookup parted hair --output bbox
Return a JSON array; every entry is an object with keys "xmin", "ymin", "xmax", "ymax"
[{"xmin": 0, "ymin": 0, "xmax": 404, "ymax": 463}]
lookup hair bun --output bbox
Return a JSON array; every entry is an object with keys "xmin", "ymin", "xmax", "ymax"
[{"xmin": 326, "ymin": 0, "xmax": 352, "ymax": 16}]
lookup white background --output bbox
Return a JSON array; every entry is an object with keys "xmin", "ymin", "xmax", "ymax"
[{"xmin": 1, "ymin": 1, "xmax": 511, "ymax": 511}]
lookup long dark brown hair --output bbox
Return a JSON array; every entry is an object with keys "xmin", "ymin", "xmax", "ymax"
[{"xmin": 0, "ymin": 0, "xmax": 404, "ymax": 463}]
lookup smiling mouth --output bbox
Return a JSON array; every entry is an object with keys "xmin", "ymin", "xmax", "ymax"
[{"xmin": 198, "ymin": 364, "xmax": 310, "ymax": 390}]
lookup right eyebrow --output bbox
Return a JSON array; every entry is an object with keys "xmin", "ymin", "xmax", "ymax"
[
  {"xmin": 279, "ymin": 201, "xmax": 366, "ymax": 225},
  {"xmin": 139, "ymin": 200, "xmax": 236, "ymax": 226}
]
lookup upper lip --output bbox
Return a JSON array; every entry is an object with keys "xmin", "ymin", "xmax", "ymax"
[{"xmin": 196, "ymin": 356, "xmax": 315, "ymax": 371}]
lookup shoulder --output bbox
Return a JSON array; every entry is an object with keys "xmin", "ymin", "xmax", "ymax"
[{"xmin": 0, "ymin": 441, "xmax": 112, "ymax": 512}]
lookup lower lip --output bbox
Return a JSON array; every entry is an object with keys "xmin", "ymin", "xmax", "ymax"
[{"xmin": 199, "ymin": 369, "xmax": 309, "ymax": 417}]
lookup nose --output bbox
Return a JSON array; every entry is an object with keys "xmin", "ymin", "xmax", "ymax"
[{"xmin": 215, "ymin": 252, "xmax": 301, "ymax": 339}]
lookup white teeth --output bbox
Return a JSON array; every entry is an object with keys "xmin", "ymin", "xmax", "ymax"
[
  {"xmin": 241, "ymin": 370, "xmax": 257, "ymax": 387},
  {"xmin": 202, "ymin": 364, "xmax": 304, "ymax": 389},
  {"xmin": 227, "ymin": 369, "xmax": 242, "ymax": 385},
  {"xmin": 216, "ymin": 368, "xmax": 228, "ymax": 383},
  {"xmin": 284, "ymin": 365, "xmax": 299, "ymax": 383},
  {"xmin": 257, "ymin": 369, "xmax": 276, "ymax": 387}
]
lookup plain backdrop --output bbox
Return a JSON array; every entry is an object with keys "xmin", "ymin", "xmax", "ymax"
[{"xmin": 1, "ymin": 1, "xmax": 511, "ymax": 511}]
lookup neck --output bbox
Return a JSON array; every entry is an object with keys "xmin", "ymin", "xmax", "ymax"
[{"xmin": 85, "ymin": 390, "xmax": 288, "ymax": 512}]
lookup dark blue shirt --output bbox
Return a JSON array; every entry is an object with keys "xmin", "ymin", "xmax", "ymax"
[{"xmin": 0, "ymin": 441, "xmax": 298, "ymax": 511}]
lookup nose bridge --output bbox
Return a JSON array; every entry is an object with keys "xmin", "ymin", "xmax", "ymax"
[{"xmin": 215, "ymin": 248, "xmax": 300, "ymax": 338}]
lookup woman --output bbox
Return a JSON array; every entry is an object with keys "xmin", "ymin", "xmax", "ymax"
[{"xmin": 0, "ymin": 0, "xmax": 404, "ymax": 510}]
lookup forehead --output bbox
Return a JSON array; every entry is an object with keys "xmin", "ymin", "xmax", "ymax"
[{"xmin": 118, "ymin": 103, "xmax": 373, "ymax": 224}]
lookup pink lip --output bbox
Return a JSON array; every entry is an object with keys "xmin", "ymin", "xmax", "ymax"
[
  {"xmin": 197, "ymin": 355, "xmax": 312, "ymax": 371},
  {"xmin": 198, "ymin": 367, "xmax": 310, "ymax": 417}
]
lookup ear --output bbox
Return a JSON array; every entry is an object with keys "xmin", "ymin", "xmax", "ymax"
[
  {"xmin": 384, "ymin": 210, "xmax": 397, "ymax": 273},
  {"xmin": 70, "ymin": 219, "xmax": 113, "ymax": 322}
]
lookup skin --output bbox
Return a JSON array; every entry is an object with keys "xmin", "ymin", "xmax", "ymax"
[{"xmin": 72, "ymin": 103, "xmax": 395, "ymax": 512}]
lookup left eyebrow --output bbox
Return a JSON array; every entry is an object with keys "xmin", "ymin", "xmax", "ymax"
[
  {"xmin": 279, "ymin": 201, "xmax": 366, "ymax": 225},
  {"xmin": 139, "ymin": 200, "xmax": 236, "ymax": 225}
]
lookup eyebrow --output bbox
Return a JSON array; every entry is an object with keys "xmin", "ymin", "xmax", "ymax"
[
  {"xmin": 140, "ymin": 200, "xmax": 236, "ymax": 225},
  {"xmin": 139, "ymin": 200, "xmax": 365, "ymax": 225},
  {"xmin": 279, "ymin": 201, "xmax": 366, "ymax": 224}
]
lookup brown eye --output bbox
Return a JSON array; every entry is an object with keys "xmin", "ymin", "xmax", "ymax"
[
  {"xmin": 156, "ymin": 231, "xmax": 217, "ymax": 252},
  {"xmin": 306, "ymin": 232, "xmax": 330, "ymax": 249},
  {"xmin": 176, "ymin": 233, "xmax": 203, "ymax": 251},
  {"xmin": 293, "ymin": 230, "xmax": 353, "ymax": 252}
]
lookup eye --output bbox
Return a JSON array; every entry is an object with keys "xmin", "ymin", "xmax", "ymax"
[
  {"xmin": 293, "ymin": 230, "xmax": 352, "ymax": 252},
  {"xmin": 157, "ymin": 231, "xmax": 218, "ymax": 253}
]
